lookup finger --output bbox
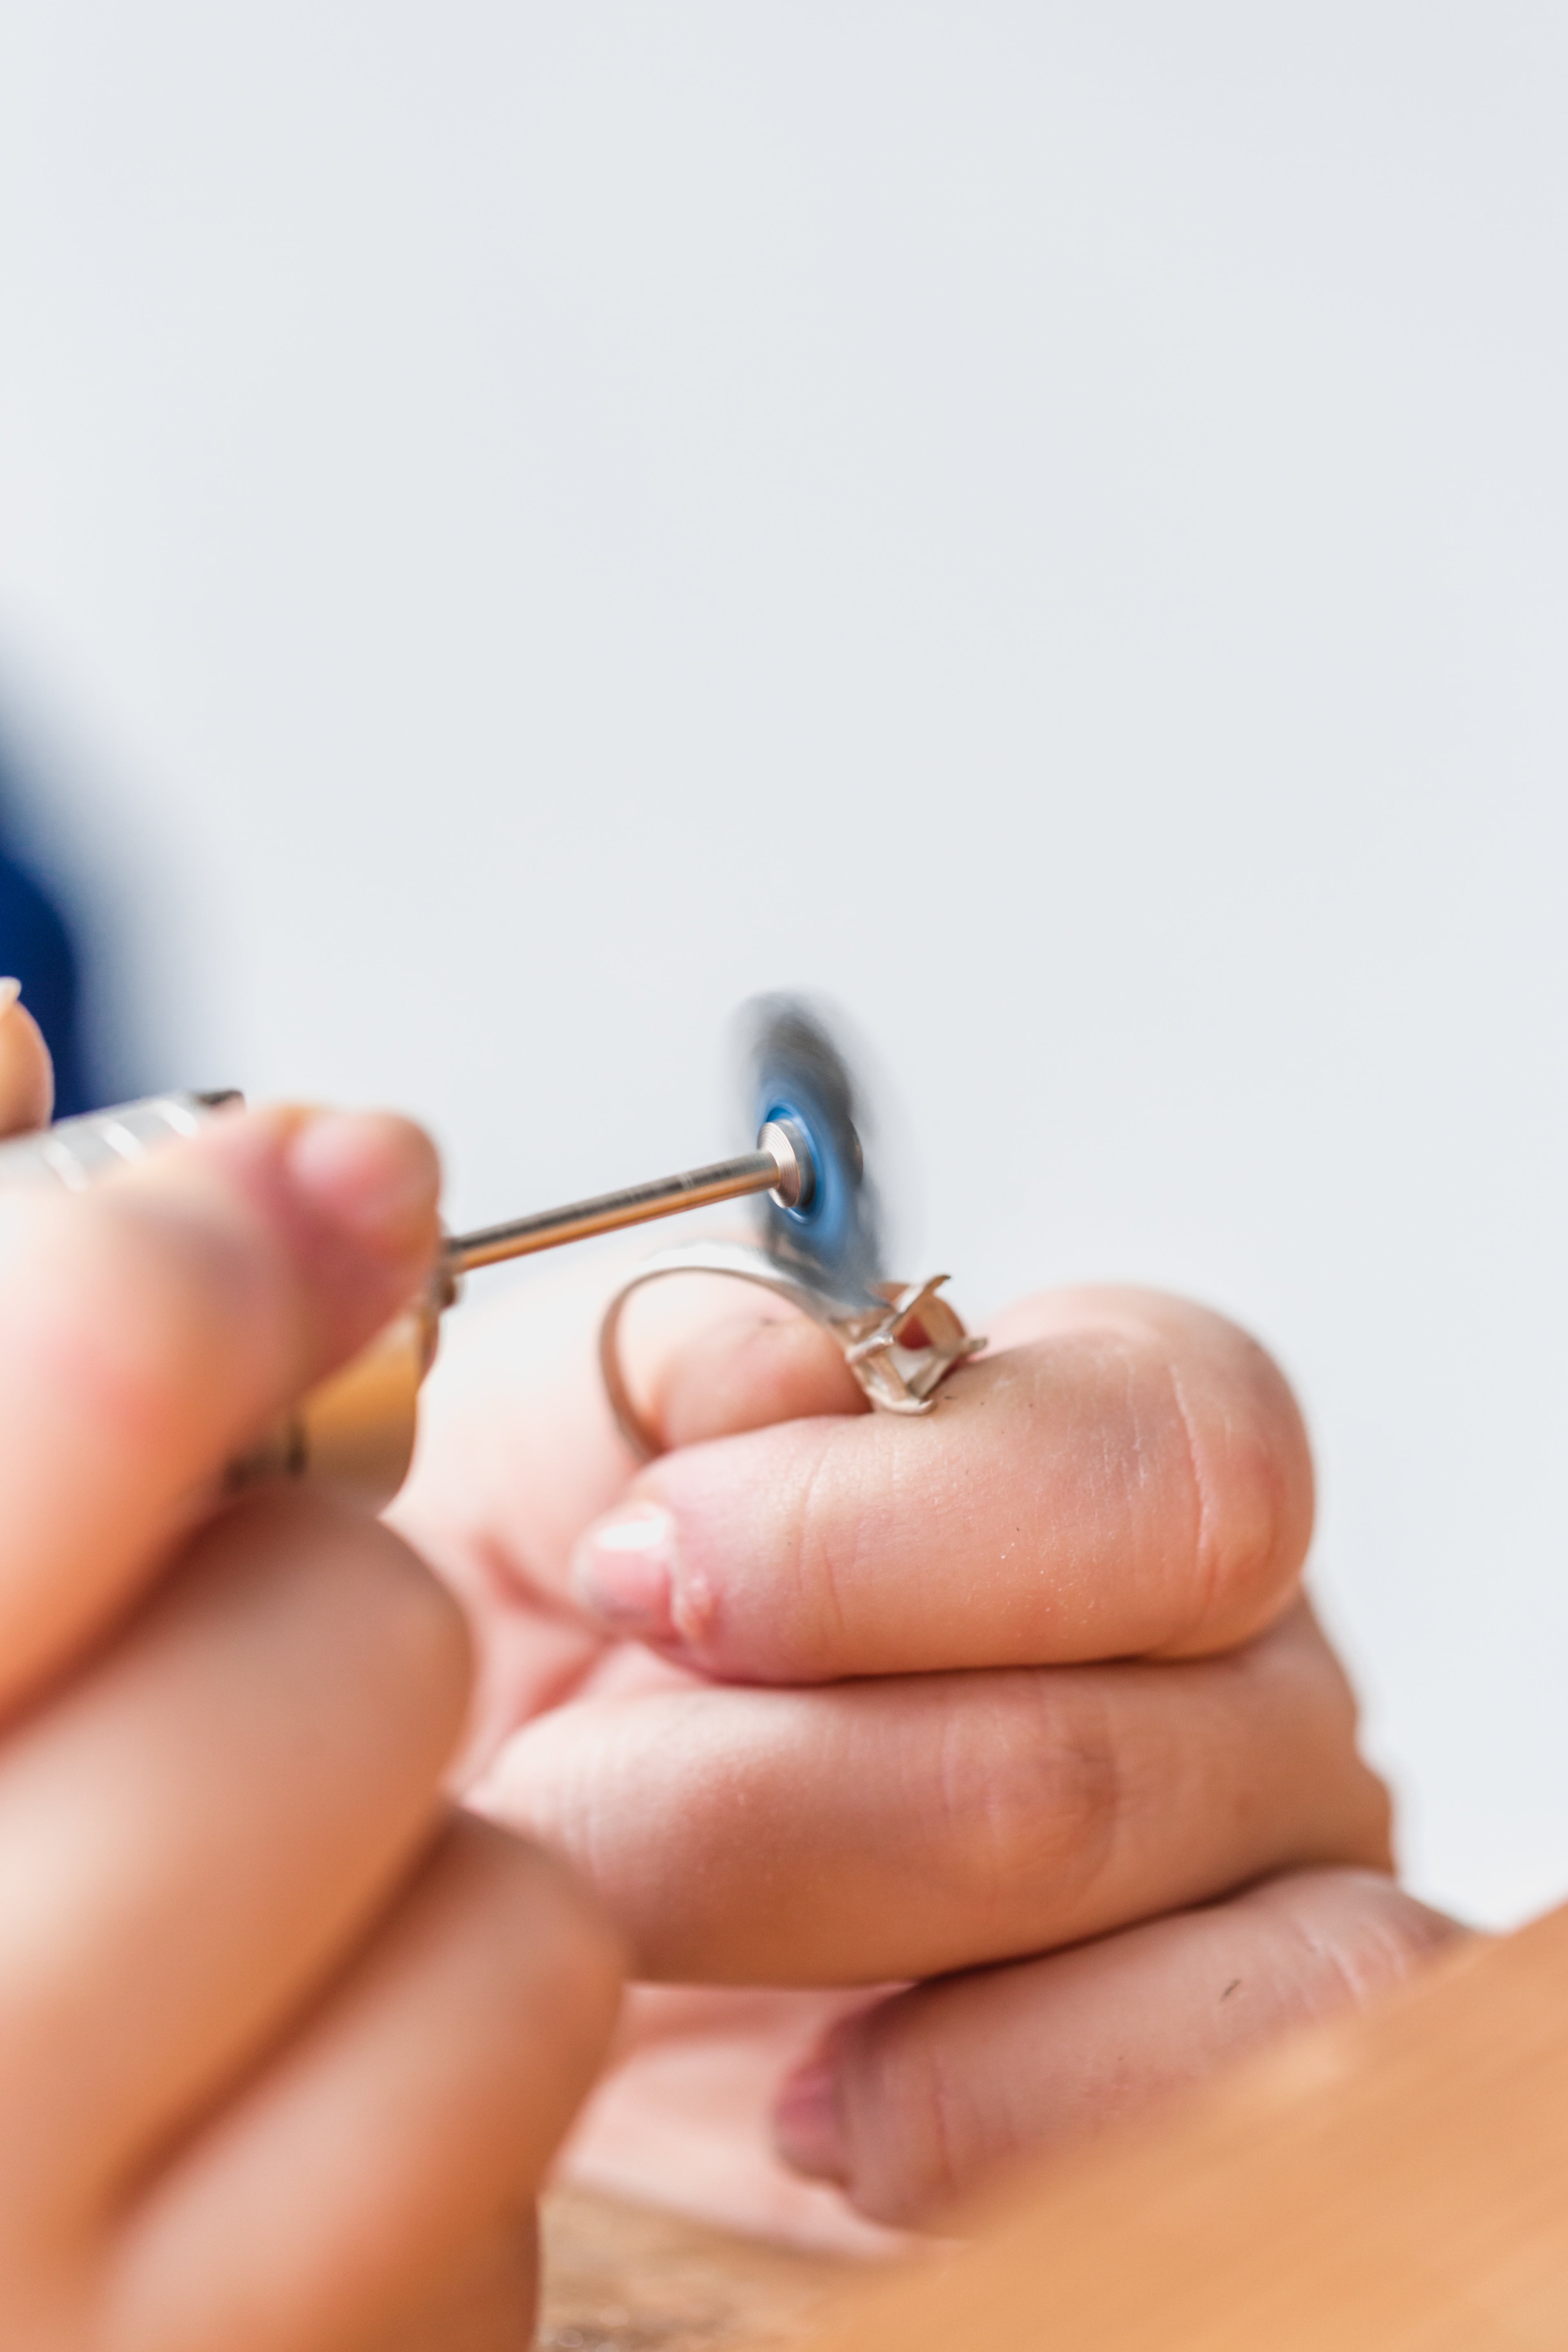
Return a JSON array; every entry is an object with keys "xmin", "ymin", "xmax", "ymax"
[
  {"xmin": 393, "ymin": 1271, "xmax": 870, "ymax": 1780},
  {"xmin": 568, "ymin": 1286, "xmax": 1313, "ymax": 1680},
  {"xmin": 392, "ymin": 1261, "xmax": 861, "ymax": 1609},
  {"xmin": 620, "ymin": 1274, "xmax": 866, "ymax": 1449},
  {"xmin": 102, "ymin": 1817, "xmax": 621, "ymax": 2352},
  {"xmin": 0, "ymin": 1101, "xmax": 439, "ymax": 1713},
  {"xmin": 773, "ymin": 1868, "xmax": 1467, "ymax": 2228},
  {"xmin": 0, "ymin": 978, "xmax": 53, "ymax": 1134},
  {"xmin": 477, "ymin": 1603, "xmax": 1391, "ymax": 1985},
  {"xmin": 0, "ymin": 1487, "xmax": 472, "ymax": 2210},
  {"xmin": 354, "ymin": 2220, "xmax": 539, "ymax": 2352}
]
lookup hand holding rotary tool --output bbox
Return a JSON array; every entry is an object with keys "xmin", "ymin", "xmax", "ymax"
[
  {"xmin": 0, "ymin": 995, "xmax": 980, "ymax": 1503},
  {"xmin": 0, "ymin": 983, "xmax": 621, "ymax": 2350},
  {"xmin": 0, "ymin": 983, "xmax": 1461, "ymax": 2256},
  {"xmin": 375, "ymin": 1002, "xmax": 1459, "ymax": 2237}
]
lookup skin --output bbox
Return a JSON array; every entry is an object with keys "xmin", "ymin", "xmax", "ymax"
[
  {"xmin": 0, "ymin": 973, "xmax": 1460, "ymax": 2267},
  {"xmin": 393, "ymin": 1235, "xmax": 1466, "ymax": 2235},
  {"xmin": 0, "ymin": 988, "xmax": 623, "ymax": 2351}
]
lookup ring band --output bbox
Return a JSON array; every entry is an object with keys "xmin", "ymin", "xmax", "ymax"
[{"xmin": 598, "ymin": 1240, "xmax": 984, "ymax": 1461}]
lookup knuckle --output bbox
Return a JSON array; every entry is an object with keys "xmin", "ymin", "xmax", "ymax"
[
  {"xmin": 789, "ymin": 1428, "xmax": 863, "ymax": 1668},
  {"xmin": 839, "ymin": 2001, "xmax": 969, "ymax": 2226},
  {"xmin": 924, "ymin": 1676, "xmax": 1120, "ymax": 1936},
  {"xmin": 1144, "ymin": 1301, "xmax": 1316, "ymax": 1651},
  {"xmin": 1254, "ymin": 1868, "xmax": 1464, "ymax": 2011},
  {"xmin": 993, "ymin": 1290, "xmax": 1315, "ymax": 1657}
]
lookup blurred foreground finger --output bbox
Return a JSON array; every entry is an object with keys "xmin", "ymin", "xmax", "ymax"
[
  {"xmin": 570, "ymin": 1287, "xmax": 1313, "ymax": 1682},
  {"xmin": 0, "ymin": 1102, "xmax": 439, "ymax": 1713},
  {"xmin": 359, "ymin": 2222, "xmax": 539, "ymax": 2352},
  {"xmin": 103, "ymin": 1817, "xmax": 622, "ymax": 2352},
  {"xmin": 479, "ymin": 1605, "xmax": 1391, "ymax": 1984},
  {"xmin": 774, "ymin": 1868, "xmax": 1465, "ymax": 2228},
  {"xmin": 0, "ymin": 1489, "xmax": 472, "ymax": 2207},
  {"xmin": 0, "ymin": 979, "xmax": 53, "ymax": 1134}
]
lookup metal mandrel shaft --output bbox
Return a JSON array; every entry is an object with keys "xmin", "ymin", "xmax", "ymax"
[{"xmin": 444, "ymin": 1133, "xmax": 803, "ymax": 1276}]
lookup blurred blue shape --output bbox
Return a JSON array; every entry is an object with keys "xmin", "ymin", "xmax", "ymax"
[{"xmin": 0, "ymin": 838, "xmax": 89, "ymax": 1117}]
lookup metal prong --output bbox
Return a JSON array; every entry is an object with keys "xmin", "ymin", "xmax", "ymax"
[{"xmin": 444, "ymin": 1121, "xmax": 813, "ymax": 1277}]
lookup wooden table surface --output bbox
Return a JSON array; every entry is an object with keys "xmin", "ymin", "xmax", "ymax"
[
  {"xmin": 543, "ymin": 1899, "xmax": 1568, "ymax": 2351},
  {"xmin": 542, "ymin": 1898, "xmax": 1568, "ymax": 2351},
  {"xmin": 537, "ymin": 2188, "xmax": 867, "ymax": 2352}
]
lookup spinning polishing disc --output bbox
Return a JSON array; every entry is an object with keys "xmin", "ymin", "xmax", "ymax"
[{"xmin": 746, "ymin": 995, "xmax": 884, "ymax": 1307}]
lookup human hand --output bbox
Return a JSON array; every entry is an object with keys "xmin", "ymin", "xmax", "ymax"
[
  {"xmin": 397, "ymin": 1251, "xmax": 1459, "ymax": 2238},
  {"xmin": 0, "ymin": 992, "xmax": 621, "ymax": 2350}
]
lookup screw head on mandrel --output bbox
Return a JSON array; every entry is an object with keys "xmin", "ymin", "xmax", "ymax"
[{"xmin": 758, "ymin": 1117, "xmax": 816, "ymax": 1212}]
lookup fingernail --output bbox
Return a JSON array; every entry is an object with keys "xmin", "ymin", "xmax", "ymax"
[
  {"xmin": 570, "ymin": 1501, "xmax": 679, "ymax": 1642},
  {"xmin": 773, "ymin": 2056, "xmax": 849, "ymax": 2184},
  {"xmin": 0, "ymin": 978, "xmax": 20, "ymax": 1019},
  {"xmin": 285, "ymin": 1110, "xmax": 441, "ymax": 1261}
]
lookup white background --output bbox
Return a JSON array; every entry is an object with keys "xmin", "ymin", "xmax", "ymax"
[{"xmin": 0, "ymin": 4, "xmax": 1564, "ymax": 1926}]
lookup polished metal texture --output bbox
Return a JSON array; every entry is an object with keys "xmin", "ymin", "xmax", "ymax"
[
  {"xmin": 0, "ymin": 1092, "xmax": 829, "ymax": 1506},
  {"xmin": 598, "ymin": 1245, "xmax": 984, "ymax": 1461},
  {"xmin": 598, "ymin": 996, "xmax": 982, "ymax": 1457},
  {"xmin": 756, "ymin": 1118, "xmax": 812, "ymax": 1211},
  {"xmin": 0, "ymin": 1098, "xmax": 812, "ymax": 1272},
  {"xmin": 443, "ymin": 1128, "xmax": 804, "ymax": 1274},
  {"xmin": 745, "ymin": 995, "xmax": 882, "ymax": 1307},
  {"xmin": 0, "ymin": 1091, "xmax": 239, "ymax": 1188},
  {"xmin": 0, "ymin": 994, "xmax": 977, "ymax": 1504}
]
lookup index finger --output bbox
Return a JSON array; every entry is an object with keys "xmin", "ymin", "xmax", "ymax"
[
  {"xmin": 0, "ymin": 1104, "xmax": 440, "ymax": 1716},
  {"xmin": 568, "ymin": 1287, "xmax": 1314, "ymax": 1678}
]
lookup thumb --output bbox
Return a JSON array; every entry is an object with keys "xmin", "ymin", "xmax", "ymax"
[
  {"xmin": 0, "ymin": 980, "xmax": 54, "ymax": 1136},
  {"xmin": 0, "ymin": 1102, "xmax": 441, "ymax": 1715}
]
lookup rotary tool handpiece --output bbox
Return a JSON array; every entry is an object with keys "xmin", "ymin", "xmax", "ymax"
[{"xmin": 0, "ymin": 1091, "xmax": 816, "ymax": 1509}]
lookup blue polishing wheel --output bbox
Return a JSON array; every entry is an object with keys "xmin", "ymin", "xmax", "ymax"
[{"xmin": 746, "ymin": 995, "xmax": 884, "ymax": 1308}]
